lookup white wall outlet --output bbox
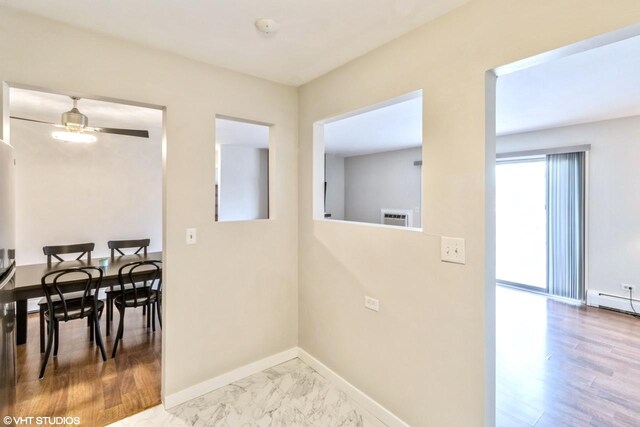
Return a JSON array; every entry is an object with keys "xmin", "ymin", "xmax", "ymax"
[
  {"xmin": 186, "ymin": 228, "xmax": 197, "ymax": 244},
  {"xmin": 364, "ymin": 296, "xmax": 379, "ymax": 312},
  {"xmin": 441, "ymin": 236, "xmax": 466, "ymax": 264},
  {"xmin": 621, "ymin": 283, "xmax": 637, "ymax": 292}
]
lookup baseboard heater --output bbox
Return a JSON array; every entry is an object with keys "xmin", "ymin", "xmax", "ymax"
[{"xmin": 586, "ymin": 289, "xmax": 640, "ymax": 316}]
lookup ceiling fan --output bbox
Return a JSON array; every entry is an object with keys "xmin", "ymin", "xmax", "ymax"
[{"xmin": 10, "ymin": 96, "xmax": 149, "ymax": 143}]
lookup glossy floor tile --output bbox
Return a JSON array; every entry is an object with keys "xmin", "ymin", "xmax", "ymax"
[{"xmin": 109, "ymin": 358, "xmax": 385, "ymax": 426}]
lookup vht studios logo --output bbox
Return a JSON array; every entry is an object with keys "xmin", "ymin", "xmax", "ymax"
[{"xmin": 3, "ymin": 416, "xmax": 81, "ymax": 425}]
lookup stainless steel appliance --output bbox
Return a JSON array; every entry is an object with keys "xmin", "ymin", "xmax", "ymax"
[{"xmin": 0, "ymin": 138, "xmax": 16, "ymax": 416}]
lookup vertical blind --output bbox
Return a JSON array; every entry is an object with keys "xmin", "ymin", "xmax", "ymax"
[{"xmin": 546, "ymin": 152, "xmax": 586, "ymax": 300}]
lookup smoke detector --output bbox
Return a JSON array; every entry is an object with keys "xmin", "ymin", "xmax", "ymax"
[{"xmin": 255, "ymin": 18, "xmax": 279, "ymax": 35}]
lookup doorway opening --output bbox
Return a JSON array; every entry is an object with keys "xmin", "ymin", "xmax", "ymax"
[
  {"xmin": 487, "ymin": 25, "xmax": 640, "ymax": 427},
  {"xmin": 7, "ymin": 84, "xmax": 165, "ymax": 425}
]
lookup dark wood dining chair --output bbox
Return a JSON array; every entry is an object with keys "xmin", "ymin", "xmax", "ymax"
[
  {"xmin": 38, "ymin": 243, "xmax": 96, "ymax": 353},
  {"xmin": 105, "ymin": 239, "xmax": 151, "ymax": 335},
  {"xmin": 43, "ymin": 242, "xmax": 94, "ymax": 266},
  {"xmin": 39, "ymin": 266, "xmax": 107, "ymax": 379},
  {"xmin": 107, "ymin": 239, "xmax": 150, "ymax": 260},
  {"xmin": 111, "ymin": 260, "xmax": 162, "ymax": 358}
]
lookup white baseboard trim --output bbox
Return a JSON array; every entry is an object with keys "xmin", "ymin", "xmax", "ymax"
[
  {"xmin": 297, "ymin": 348, "xmax": 409, "ymax": 427},
  {"xmin": 587, "ymin": 289, "xmax": 640, "ymax": 314},
  {"xmin": 164, "ymin": 347, "xmax": 298, "ymax": 409}
]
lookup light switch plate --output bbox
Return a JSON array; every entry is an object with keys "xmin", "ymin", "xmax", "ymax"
[
  {"xmin": 441, "ymin": 236, "xmax": 465, "ymax": 264},
  {"xmin": 186, "ymin": 228, "xmax": 197, "ymax": 244}
]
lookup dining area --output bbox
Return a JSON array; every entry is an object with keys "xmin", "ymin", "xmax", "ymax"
[
  {"xmin": 13, "ymin": 239, "xmax": 164, "ymax": 423},
  {"xmin": 3, "ymin": 87, "xmax": 165, "ymax": 425},
  {"xmin": 14, "ymin": 239, "xmax": 162, "ymax": 368}
]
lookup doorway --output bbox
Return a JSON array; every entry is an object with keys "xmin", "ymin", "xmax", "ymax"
[
  {"xmin": 7, "ymin": 85, "xmax": 165, "ymax": 425},
  {"xmin": 488, "ymin": 26, "xmax": 640, "ymax": 427}
]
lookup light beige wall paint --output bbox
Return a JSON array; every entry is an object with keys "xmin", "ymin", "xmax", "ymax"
[
  {"xmin": 0, "ymin": 7, "xmax": 298, "ymax": 396},
  {"xmin": 11, "ymin": 117, "xmax": 163, "ymax": 266},
  {"xmin": 297, "ymin": 1, "xmax": 640, "ymax": 425}
]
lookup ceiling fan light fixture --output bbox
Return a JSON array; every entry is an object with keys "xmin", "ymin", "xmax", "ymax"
[
  {"xmin": 52, "ymin": 130, "xmax": 97, "ymax": 143},
  {"xmin": 12, "ymin": 96, "xmax": 149, "ymax": 140}
]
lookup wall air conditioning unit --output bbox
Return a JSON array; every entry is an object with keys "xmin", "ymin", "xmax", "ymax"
[{"xmin": 381, "ymin": 208, "xmax": 413, "ymax": 228}]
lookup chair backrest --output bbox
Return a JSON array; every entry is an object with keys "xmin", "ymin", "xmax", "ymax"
[
  {"xmin": 108, "ymin": 239, "xmax": 150, "ymax": 260},
  {"xmin": 115, "ymin": 260, "xmax": 162, "ymax": 308},
  {"xmin": 40, "ymin": 266, "xmax": 103, "ymax": 322},
  {"xmin": 43, "ymin": 243, "xmax": 95, "ymax": 266}
]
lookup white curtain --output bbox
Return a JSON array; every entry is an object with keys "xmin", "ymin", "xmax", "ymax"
[{"xmin": 546, "ymin": 152, "xmax": 585, "ymax": 300}]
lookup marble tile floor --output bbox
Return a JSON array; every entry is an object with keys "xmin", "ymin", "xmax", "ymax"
[{"xmin": 108, "ymin": 358, "xmax": 387, "ymax": 427}]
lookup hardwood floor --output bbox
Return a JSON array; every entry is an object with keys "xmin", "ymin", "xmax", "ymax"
[
  {"xmin": 15, "ymin": 306, "xmax": 161, "ymax": 426},
  {"xmin": 497, "ymin": 286, "xmax": 640, "ymax": 427},
  {"xmin": 14, "ymin": 287, "xmax": 640, "ymax": 426}
]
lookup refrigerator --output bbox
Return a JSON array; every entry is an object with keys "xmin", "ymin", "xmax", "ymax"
[{"xmin": 0, "ymin": 138, "xmax": 16, "ymax": 416}]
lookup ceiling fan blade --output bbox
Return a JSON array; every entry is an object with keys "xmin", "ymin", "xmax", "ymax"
[
  {"xmin": 90, "ymin": 127, "xmax": 149, "ymax": 138},
  {"xmin": 10, "ymin": 116, "xmax": 58, "ymax": 126}
]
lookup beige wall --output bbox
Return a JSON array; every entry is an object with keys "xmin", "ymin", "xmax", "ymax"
[
  {"xmin": 4, "ymin": 1, "xmax": 640, "ymax": 425},
  {"xmin": 0, "ymin": 7, "xmax": 298, "ymax": 397},
  {"xmin": 297, "ymin": 0, "xmax": 640, "ymax": 425},
  {"xmin": 11, "ymin": 115, "xmax": 163, "ymax": 266}
]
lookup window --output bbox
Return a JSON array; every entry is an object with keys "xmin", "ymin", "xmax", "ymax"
[
  {"xmin": 496, "ymin": 152, "xmax": 586, "ymax": 300},
  {"xmin": 314, "ymin": 91, "xmax": 423, "ymax": 229},
  {"xmin": 496, "ymin": 159, "xmax": 547, "ymax": 289},
  {"xmin": 215, "ymin": 116, "xmax": 270, "ymax": 222}
]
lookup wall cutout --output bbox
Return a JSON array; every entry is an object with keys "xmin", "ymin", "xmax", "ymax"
[
  {"xmin": 215, "ymin": 116, "xmax": 270, "ymax": 222},
  {"xmin": 315, "ymin": 90, "xmax": 423, "ymax": 229}
]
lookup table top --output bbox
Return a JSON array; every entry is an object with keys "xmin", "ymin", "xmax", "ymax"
[{"xmin": 14, "ymin": 252, "xmax": 162, "ymax": 294}]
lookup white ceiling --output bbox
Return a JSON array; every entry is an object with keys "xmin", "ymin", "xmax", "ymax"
[
  {"xmin": 0, "ymin": 0, "xmax": 469, "ymax": 86},
  {"xmin": 324, "ymin": 93, "xmax": 422, "ymax": 157},
  {"xmin": 216, "ymin": 117, "xmax": 269, "ymax": 149},
  {"xmin": 9, "ymin": 87, "xmax": 163, "ymax": 139},
  {"xmin": 497, "ymin": 35, "xmax": 640, "ymax": 136}
]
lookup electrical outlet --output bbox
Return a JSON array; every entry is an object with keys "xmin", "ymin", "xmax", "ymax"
[
  {"xmin": 621, "ymin": 283, "xmax": 637, "ymax": 292},
  {"xmin": 441, "ymin": 236, "xmax": 466, "ymax": 264},
  {"xmin": 365, "ymin": 296, "xmax": 379, "ymax": 312},
  {"xmin": 186, "ymin": 228, "xmax": 197, "ymax": 244}
]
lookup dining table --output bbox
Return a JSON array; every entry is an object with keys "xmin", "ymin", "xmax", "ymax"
[{"xmin": 13, "ymin": 251, "xmax": 162, "ymax": 345}]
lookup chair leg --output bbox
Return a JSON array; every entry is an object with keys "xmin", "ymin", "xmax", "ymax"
[
  {"xmin": 39, "ymin": 305, "xmax": 45, "ymax": 353},
  {"xmin": 146, "ymin": 301, "xmax": 151, "ymax": 329},
  {"xmin": 96, "ymin": 305, "xmax": 104, "ymax": 343},
  {"xmin": 111, "ymin": 306, "xmax": 125, "ymax": 358},
  {"xmin": 152, "ymin": 302, "xmax": 156, "ymax": 332},
  {"xmin": 93, "ymin": 310, "xmax": 107, "ymax": 361},
  {"xmin": 157, "ymin": 299, "xmax": 162, "ymax": 328},
  {"xmin": 109, "ymin": 296, "xmax": 114, "ymax": 321},
  {"xmin": 89, "ymin": 313, "xmax": 95, "ymax": 342},
  {"xmin": 39, "ymin": 319, "xmax": 55, "ymax": 379},
  {"xmin": 106, "ymin": 297, "xmax": 111, "ymax": 336},
  {"xmin": 53, "ymin": 320, "xmax": 59, "ymax": 357}
]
